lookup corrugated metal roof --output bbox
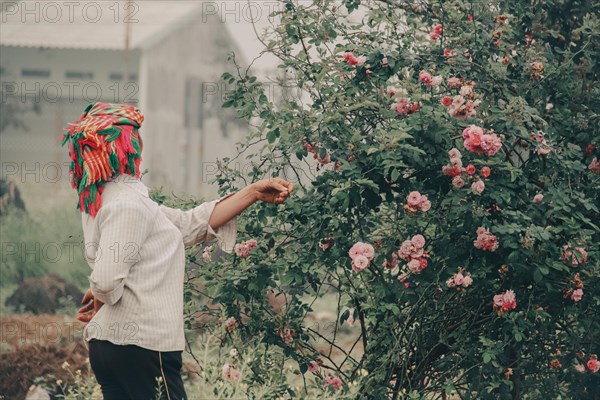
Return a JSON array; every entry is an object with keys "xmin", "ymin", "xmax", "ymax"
[{"xmin": 0, "ymin": 0, "xmax": 204, "ymax": 50}]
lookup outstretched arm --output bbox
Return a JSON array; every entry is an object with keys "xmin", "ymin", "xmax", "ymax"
[{"xmin": 208, "ymin": 178, "xmax": 294, "ymax": 230}]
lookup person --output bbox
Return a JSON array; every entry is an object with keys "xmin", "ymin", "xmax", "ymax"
[{"xmin": 63, "ymin": 102, "xmax": 293, "ymax": 400}]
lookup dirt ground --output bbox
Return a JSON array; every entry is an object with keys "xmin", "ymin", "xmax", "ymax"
[{"xmin": 0, "ymin": 314, "xmax": 90, "ymax": 400}]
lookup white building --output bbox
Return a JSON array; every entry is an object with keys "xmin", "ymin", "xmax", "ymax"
[{"xmin": 0, "ymin": 0, "xmax": 248, "ymax": 198}]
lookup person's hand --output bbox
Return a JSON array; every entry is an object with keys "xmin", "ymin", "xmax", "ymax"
[
  {"xmin": 77, "ymin": 288, "xmax": 104, "ymax": 323},
  {"xmin": 252, "ymin": 178, "xmax": 294, "ymax": 204}
]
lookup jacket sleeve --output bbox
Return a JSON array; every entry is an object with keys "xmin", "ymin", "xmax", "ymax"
[
  {"xmin": 88, "ymin": 199, "xmax": 154, "ymax": 305},
  {"xmin": 158, "ymin": 194, "xmax": 237, "ymax": 253}
]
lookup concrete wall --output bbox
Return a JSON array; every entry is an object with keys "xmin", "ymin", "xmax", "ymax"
[{"xmin": 0, "ymin": 47, "xmax": 141, "ymax": 185}]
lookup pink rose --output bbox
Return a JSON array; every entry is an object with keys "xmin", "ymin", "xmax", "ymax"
[
  {"xmin": 411, "ymin": 102, "xmax": 420, "ymax": 113},
  {"xmin": 480, "ymin": 166, "xmax": 491, "ymax": 178},
  {"xmin": 443, "ymin": 48, "xmax": 454, "ymax": 57},
  {"xmin": 202, "ymin": 245, "xmax": 213, "ymax": 262},
  {"xmin": 419, "ymin": 198, "xmax": 432, "ymax": 212},
  {"xmin": 225, "ymin": 317, "xmax": 237, "ymax": 332},
  {"xmin": 571, "ymin": 288, "xmax": 583, "ymax": 302},
  {"xmin": 352, "ymin": 254, "xmax": 370, "ymax": 272},
  {"xmin": 448, "ymin": 268, "xmax": 473, "ymax": 288},
  {"xmin": 391, "ymin": 98, "xmax": 410, "ymax": 115},
  {"xmin": 431, "ymin": 76, "xmax": 443, "ymax": 87},
  {"xmin": 462, "ymin": 274, "xmax": 473, "ymax": 287},
  {"xmin": 349, "ymin": 242, "xmax": 375, "ymax": 260},
  {"xmin": 465, "ymin": 164, "xmax": 476, "ymax": 175},
  {"xmin": 235, "ymin": 239, "xmax": 258, "ymax": 258},
  {"xmin": 532, "ymin": 194, "xmax": 544, "ymax": 203},
  {"xmin": 407, "ymin": 191, "xmax": 422, "ymax": 207},
  {"xmin": 308, "ymin": 360, "xmax": 320, "ymax": 373},
  {"xmin": 319, "ymin": 240, "xmax": 332, "ymax": 251},
  {"xmin": 419, "ymin": 70, "xmax": 432, "ymax": 85},
  {"xmin": 471, "ymin": 180, "xmax": 485, "ymax": 195},
  {"xmin": 452, "ymin": 176, "xmax": 466, "ymax": 188},
  {"xmin": 562, "ymin": 244, "xmax": 588, "ymax": 267},
  {"xmin": 462, "ymin": 125, "xmax": 484, "ymax": 139},
  {"xmin": 454, "ymin": 272, "xmax": 465, "ymax": 286},
  {"xmin": 325, "ymin": 375, "xmax": 343, "ymax": 390},
  {"xmin": 411, "ymin": 234, "xmax": 426, "ymax": 248},
  {"xmin": 343, "ymin": 52, "xmax": 366, "ymax": 66},
  {"xmin": 588, "ymin": 157, "xmax": 600, "ymax": 174},
  {"xmin": 450, "ymin": 157, "xmax": 463, "ymax": 167},
  {"xmin": 587, "ymin": 357, "xmax": 599, "ymax": 373},
  {"xmin": 493, "ymin": 290, "xmax": 516, "ymax": 314},
  {"xmin": 447, "ymin": 77, "xmax": 463, "ymax": 89},
  {"xmin": 222, "ymin": 363, "xmax": 231, "ymax": 377},
  {"xmin": 474, "ymin": 227, "xmax": 499, "ymax": 252},
  {"xmin": 361, "ymin": 243, "xmax": 375, "ymax": 259},
  {"xmin": 463, "ymin": 125, "xmax": 502, "ymax": 156},
  {"xmin": 407, "ymin": 259, "xmax": 421, "ymax": 273},
  {"xmin": 449, "ymin": 95, "xmax": 480, "ymax": 120},
  {"xmin": 575, "ymin": 364, "xmax": 586, "ymax": 373},
  {"xmin": 442, "ymin": 164, "xmax": 460, "ymax": 176},
  {"xmin": 493, "ymin": 294, "xmax": 504, "ymax": 308},
  {"xmin": 460, "ymin": 85, "xmax": 473, "ymax": 97},
  {"xmin": 398, "ymin": 240, "xmax": 415, "ymax": 260},
  {"xmin": 441, "ymin": 96, "xmax": 453, "ymax": 107},
  {"xmin": 502, "ymin": 290, "xmax": 517, "ymax": 311},
  {"xmin": 433, "ymin": 24, "xmax": 443, "ymax": 34},
  {"xmin": 222, "ymin": 363, "xmax": 241, "ymax": 381},
  {"xmin": 448, "ymin": 148, "xmax": 462, "ymax": 159},
  {"xmin": 279, "ymin": 327, "xmax": 295, "ymax": 345}
]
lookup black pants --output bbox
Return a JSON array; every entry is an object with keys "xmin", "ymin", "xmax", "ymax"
[{"xmin": 89, "ymin": 339, "xmax": 188, "ymax": 400}]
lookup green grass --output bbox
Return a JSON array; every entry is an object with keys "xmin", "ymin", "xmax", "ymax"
[{"xmin": 1, "ymin": 181, "xmax": 89, "ymax": 290}]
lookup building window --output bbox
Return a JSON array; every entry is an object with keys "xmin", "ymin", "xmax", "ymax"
[
  {"xmin": 21, "ymin": 69, "xmax": 50, "ymax": 78},
  {"xmin": 65, "ymin": 71, "xmax": 94, "ymax": 80},
  {"xmin": 109, "ymin": 73, "xmax": 124, "ymax": 80}
]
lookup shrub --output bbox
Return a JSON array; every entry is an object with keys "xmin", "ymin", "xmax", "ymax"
[{"xmin": 190, "ymin": 0, "xmax": 600, "ymax": 398}]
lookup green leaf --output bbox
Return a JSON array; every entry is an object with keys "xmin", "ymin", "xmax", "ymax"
[
  {"xmin": 267, "ymin": 130, "xmax": 278, "ymax": 144},
  {"xmin": 533, "ymin": 269, "xmax": 543, "ymax": 283},
  {"xmin": 483, "ymin": 353, "xmax": 492, "ymax": 364},
  {"xmin": 300, "ymin": 363, "xmax": 308, "ymax": 374}
]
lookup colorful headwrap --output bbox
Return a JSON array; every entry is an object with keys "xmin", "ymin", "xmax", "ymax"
[{"xmin": 61, "ymin": 102, "xmax": 144, "ymax": 217}]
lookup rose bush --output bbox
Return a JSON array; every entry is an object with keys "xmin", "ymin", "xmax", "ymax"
[{"xmin": 184, "ymin": 1, "xmax": 599, "ymax": 398}]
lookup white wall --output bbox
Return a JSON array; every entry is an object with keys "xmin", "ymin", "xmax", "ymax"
[
  {"xmin": 138, "ymin": 12, "xmax": 248, "ymax": 199},
  {"xmin": 0, "ymin": 47, "xmax": 141, "ymax": 185}
]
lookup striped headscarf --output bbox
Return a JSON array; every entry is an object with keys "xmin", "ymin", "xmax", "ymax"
[{"xmin": 61, "ymin": 102, "xmax": 144, "ymax": 217}]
